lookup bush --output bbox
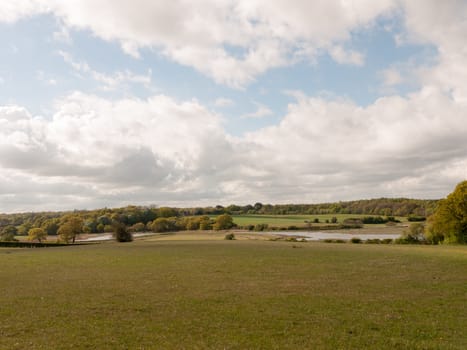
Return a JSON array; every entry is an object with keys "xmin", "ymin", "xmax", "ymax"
[
  {"xmin": 362, "ymin": 216, "xmax": 387, "ymax": 224},
  {"xmin": 113, "ymin": 223, "xmax": 133, "ymax": 242},
  {"xmin": 213, "ymin": 214, "xmax": 234, "ymax": 230},
  {"xmin": 407, "ymin": 215, "xmax": 426, "ymax": 222},
  {"xmin": 350, "ymin": 237, "xmax": 362, "ymax": 244},
  {"xmin": 224, "ymin": 233, "xmax": 235, "ymax": 240}
]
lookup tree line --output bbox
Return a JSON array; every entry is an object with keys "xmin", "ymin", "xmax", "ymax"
[
  {"xmin": 1, "ymin": 191, "xmax": 465, "ymax": 245},
  {"xmin": 0, "ymin": 198, "xmax": 436, "ymax": 235}
]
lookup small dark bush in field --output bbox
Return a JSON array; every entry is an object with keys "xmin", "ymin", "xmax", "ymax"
[
  {"xmin": 407, "ymin": 215, "xmax": 426, "ymax": 222},
  {"xmin": 322, "ymin": 239, "xmax": 345, "ymax": 243},
  {"xmin": 313, "ymin": 218, "xmax": 320, "ymax": 223},
  {"xmin": 331, "ymin": 216, "xmax": 338, "ymax": 223},
  {"xmin": 362, "ymin": 216, "xmax": 387, "ymax": 224},
  {"xmin": 224, "ymin": 233, "xmax": 235, "ymax": 240},
  {"xmin": 350, "ymin": 237, "xmax": 362, "ymax": 244},
  {"xmin": 365, "ymin": 239, "xmax": 381, "ymax": 244},
  {"xmin": 287, "ymin": 225, "xmax": 299, "ymax": 230},
  {"xmin": 247, "ymin": 225, "xmax": 255, "ymax": 231},
  {"xmin": 113, "ymin": 223, "xmax": 133, "ymax": 242},
  {"xmin": 381, "ymin": 238, "xmax": 393, "ymax": 244}
]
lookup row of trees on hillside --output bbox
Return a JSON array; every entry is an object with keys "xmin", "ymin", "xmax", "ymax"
[
  {"xmin": 0, "ymin": 198, "xmax": 437, "ymax": 233},
  {"xmin": 0, "ymin": 212, "xmax": 236, "ymax": 243}
]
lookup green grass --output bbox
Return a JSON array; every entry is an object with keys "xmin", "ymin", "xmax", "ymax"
[
  {"xmin": 0, "ymin": 240, "xmax": 466, "ymax": 349},
  {"xmin": 227, "ymin": 214, "xmax": 406, "ymax": 228}
]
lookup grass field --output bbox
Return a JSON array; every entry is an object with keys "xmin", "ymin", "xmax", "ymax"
[
  {"xmin": 226, "ymin": 214, "xmax": 408, "ymax": 228},
  {"xmin": 1, "ymin": 239, "xmax": 466, "ymax": 349}
]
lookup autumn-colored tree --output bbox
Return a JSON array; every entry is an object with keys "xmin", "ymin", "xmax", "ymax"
[
  {"xmin": 58, "ymin": 216, "xmax": 84, "ymax": 243},
  {"xmin": 1, "ymin": 225, "xmax": 18, "ymax": 241},
  {"xmin": 427, "ymin": 180, "xmax": 467, "ymax": 244},
  {"xmin": 213, "ymin": 214, "xmax": 234, "ymax": 230},
  {"xmin": 28, "ymin": 227, "xmax": 47, "ymax": 242},
  {"xmin": 199, "ymin": 216, "xmax": 212, "ymax": 230}
]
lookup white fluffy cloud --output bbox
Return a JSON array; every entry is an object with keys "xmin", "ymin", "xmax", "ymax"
[
  {"xmin": 1, "ymin": 1, "xmax": 467, "ymax": 211},
  {"xmin": 243, "ymin": 85, "xmax": 467, "ymax": 199},
  {"xmin": 1, "ymin": 82, "xmax": 466, "ymax": 212},
  {"xmin": 0, "ymin": 93, "xmax": 235, "ymax": 211},
  {"xmin": 0, "ymin": 0, "xmax": 397, "ymax": 87}
]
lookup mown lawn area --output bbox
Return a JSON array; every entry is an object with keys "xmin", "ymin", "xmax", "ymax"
[
  {"xmin": 227, "ymin": 214, "xmax": 407, "ymax": 228},
  {"xmin": 0, "ymin": 240, "xmax": 465, "ymax": 349}
]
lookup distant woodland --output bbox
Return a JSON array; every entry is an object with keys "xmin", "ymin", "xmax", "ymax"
[{"xmin": 0, "ymin": 198, "xmax": 437, "ymax": 235}]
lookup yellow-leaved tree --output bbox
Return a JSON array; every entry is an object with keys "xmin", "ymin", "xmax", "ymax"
[
  {"xmin": 28, "ymin": 227, "xmax": 47, "ymax": 243},
  {"xmin": 427, "ymin": 180, "xmax": 467, "ymax": 244}
]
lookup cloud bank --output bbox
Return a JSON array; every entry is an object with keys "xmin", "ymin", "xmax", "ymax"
[{"xmin": 0, "ymin": 1, "xmax": 466, "ymax": 212}]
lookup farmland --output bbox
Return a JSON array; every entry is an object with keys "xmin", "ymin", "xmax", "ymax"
[
  {"xmin": 226, "ymin": 214, "xmax": 408, "ymax": 228},
  {"xmin": 0, "ymin": 239, "xmax": 466, "ymax": 349}
]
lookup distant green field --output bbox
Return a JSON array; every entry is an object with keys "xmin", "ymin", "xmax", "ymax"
[
  {"xmin": 224, "ymin": 214, "xmax": 407, "ymax": 228},
  {"xmin": 0, "ymin": 240, "xmax": 465, "ymax": 349}
]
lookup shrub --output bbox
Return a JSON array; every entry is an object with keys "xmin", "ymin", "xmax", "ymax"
[
  {"xmin": 407, "ymin": 215, "xmax": 426, "ymax": 222},
  {"xmin": 350, "ymin": 237, "xmax": 362, "ymax": 244},
  {"xmin": 224, "ymin": 233, "xmax": 235, "ymax": 240},
  {"xmin": 113, "ymin": 223, "xmax": 133, "ymax": 242},
  {"xmin": 362, "ymin": 216, "xmax": 387, "ymax": 224},
  {"xmin": 213, "ymin": 214, "xmax": 234, "ymax": 230}
]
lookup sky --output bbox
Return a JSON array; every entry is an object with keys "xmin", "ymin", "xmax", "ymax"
[{"xmin": 0, "ymin": 0, "xmax": 466, "ymax": 213}]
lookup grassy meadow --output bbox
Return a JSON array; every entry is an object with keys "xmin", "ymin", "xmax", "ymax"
[
  {"xmin": 0, "ymin": 239, "xmax": 466, "ymax": 349},
  {"xmin": 225, "ymin": 214, "xmax": 408, "ymax": 228}
]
